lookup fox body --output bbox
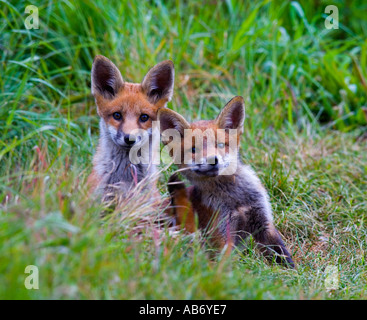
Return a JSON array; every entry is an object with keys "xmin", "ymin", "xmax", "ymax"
[
  {"xmin": 158, "ymin": 97, "xmax": 294, "ymax": 267},
  {"xmin": 88, "ymin": 55, "xmax": 174, "ymax": 201}
]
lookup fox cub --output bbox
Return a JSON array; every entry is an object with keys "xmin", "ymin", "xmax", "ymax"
[
  {"xmin": 158, "ymin": 97, "xmax": 294, "ymax": 267},
  {"xmin": 88, "ymin": 55, "xmax": 174, "ymax": 201}
]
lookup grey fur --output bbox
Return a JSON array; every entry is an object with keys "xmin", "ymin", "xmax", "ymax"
[
  {"xmin": 182, "ymin": 160, "xmax": 295, "ymax": 267},
  {"xmin": 93, "ymin": 119, "xmax": 156, "ymax": 201},
  {"xmin": 90, "ymin": 57, "xmax": 175, "ymax": 203},
  {"xmin": 161, "ymin": 97, "xmax": 294, "ymax": 267}
]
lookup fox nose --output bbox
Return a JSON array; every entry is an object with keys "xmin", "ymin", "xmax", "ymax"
[
  {"xmin": 124, "ymin": 134, "xmax": 136, "ymax": 146},
  {"xmin": 207, "ymin": 156, "xmax": 218, "ymax": 166}
]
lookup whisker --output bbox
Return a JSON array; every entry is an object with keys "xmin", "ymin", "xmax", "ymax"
[{"xmin": 174, "ymin": 166, "xmax": 198, "ymax": 173}]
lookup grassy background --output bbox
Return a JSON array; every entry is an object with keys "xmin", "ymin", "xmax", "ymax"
[{"xmin": 1, "ymin": 0, "xmax": 367, "ymax": 299}]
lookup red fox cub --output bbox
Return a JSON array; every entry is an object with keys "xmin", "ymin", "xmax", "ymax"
[
  {"xmin": 88, "ymin": 55, "xmax": 174, "ymax": 201},
  {"xmin": 158, "ymin": 97, "xmax": 294, "ymax": 267}
]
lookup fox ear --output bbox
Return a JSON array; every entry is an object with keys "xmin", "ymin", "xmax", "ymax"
[
  {"xmin": 91, "ymin": 55, "xmax": 124, "ymax": 99},
  {"xmin": 216, "ymin": 96, "xmax": 245, "ymax": 132},
  {"xmin": 158, "ymin": 108, "xmax": 190, "ymax": 138},
  {"xmin": 141, "ymin": 60, "xmax": 174, "ymax": 105}
]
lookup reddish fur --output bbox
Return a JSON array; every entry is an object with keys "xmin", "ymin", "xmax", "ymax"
[
  {"xmin": 161, "ymin": 98, "xmax": 295, "ymax": 267},
  {"xmin": 167, "ymin": 120, "xmax": 239, "ymax": 242},
  {"xmin": 161, "ymin": 100, "xmax": 245, "ymax": 248},
  {"xmin": 95, "ymin": 83, "xmax": 162, "ymax": 134},
  {"xmin": 171, "ymin": 186, "xmax": 197, "ymax": 233},
  {"xmin": 88, "ymin": 83, "xmax": 165, "ymax": 193}
]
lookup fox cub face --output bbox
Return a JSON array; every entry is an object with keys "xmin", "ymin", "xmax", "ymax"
[
  {"xmin": 158, "ymin": 96, "xmax": 245, "ymax": 178},
  {"xmin": 91, "ymin": 55, "xmax": 174, "ymax": 149}
]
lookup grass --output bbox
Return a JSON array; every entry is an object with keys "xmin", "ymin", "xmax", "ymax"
[{"xmin": 1, "ymin": 0, "xmax": 367, "ymax": 299}]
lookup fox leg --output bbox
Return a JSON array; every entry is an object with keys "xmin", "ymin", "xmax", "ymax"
[
  {"xmin": 167, "ymin": 174, "xmax": 197, "ymax": 233},
  {"xmin": 247, "ymin": 217, "xmax": 295, "ymax": 268}
]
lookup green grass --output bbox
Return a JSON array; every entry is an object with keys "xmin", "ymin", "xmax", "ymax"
[{"xmin": 1, "ymin": 0, "xmax": 366, "ymax": 299}]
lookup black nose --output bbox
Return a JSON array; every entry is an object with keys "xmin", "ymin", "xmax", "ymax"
[
  {"xmin": 124, "ymin": 134, "xmax": 136, "ymax": 145},
  {"xmin": 207, "ymin": 156, "xmax": 218, "ymax": 166}
]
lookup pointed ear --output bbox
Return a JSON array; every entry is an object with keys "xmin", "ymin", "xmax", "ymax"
[
  {"xmin": 91, "ymin": 55, "xmax": 124, "ymax": 99},
  {"xmin": 158, "ymin": 108, "xmax": 190, "ymax": 137},
  {"xmin": 216, "ymin": 96, "xmax": 245, "ymax": 133},
  {"xmin": 141, "ymin": 60, "xmax": 174, "ymax": 105}
]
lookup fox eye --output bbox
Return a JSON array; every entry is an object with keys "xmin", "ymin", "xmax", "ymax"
[
  {"xmin": 112, "ymin": 112, "xmax": 122, "ymax": 121},
  {"xmin": 140, "ymin": 114, "xmax": 149, "ymax": 122},
  {"xmin": 217, "ymin": 143, "xmax": 225, "ymax": 149}
]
